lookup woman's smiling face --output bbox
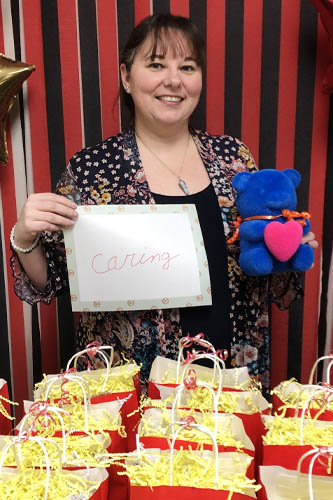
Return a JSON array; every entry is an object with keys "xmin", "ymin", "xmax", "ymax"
[{"xmin": 120, "ymin": 31, "xmax": 202, "ymax": 131}]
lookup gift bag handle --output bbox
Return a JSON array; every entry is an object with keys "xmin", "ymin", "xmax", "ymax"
[
  {"xmin": 308, "ymin": 354, "xmax": 333, "ymax": 385},
  {"xmin": 179, "ymin": 353, "xmax": 225, "ymax": 401},
  {"xmin": 0, "ymin": 435, "xmax": 62, "ymax": 500},
  {"xmin": 297, "ymin": 446, "xmax": 333, "ymax": 500},
  {"xmin": 18, "ymin": 403, "xmax": 70, "ymax": 462},
  {"xmin": 44, "ymin": 373, "xmax": 90, "ymax": 432},
  {"xmin": 292, "ymin": 383, "xmax": 326, "ymax": 418},
  {"xmin": 299, "ymin": 387, "xmax": 333, "ymax": 445},
  {"xmin": 177, "ymin": 334, "xmax": 218, "ymax": 382},
  {"xmin": 171, "ymin": 377, "xmax": 219, "ymax": 439},
  {"xmin": 66, "ymin": 343, "xmax": 114, "ymax": 393},
  {"xmin": 167, "ymin": 421, "xmax": 219, "ymax": 489}
]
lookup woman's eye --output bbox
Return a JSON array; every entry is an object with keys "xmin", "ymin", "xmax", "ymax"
[
  {"xmin": 181, "ymin": 65, "xmax": 196, "ymax": 72},
  {"xmin": 148, "ymin": 62, "xmax": 163, "ymax": 69}
]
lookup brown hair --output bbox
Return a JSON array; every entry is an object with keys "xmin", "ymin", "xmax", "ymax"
[{"xmin": 119, "ymin": 13, "xmax": 205, "ymax": 117}]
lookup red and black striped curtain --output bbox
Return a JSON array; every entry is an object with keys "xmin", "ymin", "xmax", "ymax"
[{"xmin": 0, "ymin": 0, "xmax": 332, "ymax": 418}]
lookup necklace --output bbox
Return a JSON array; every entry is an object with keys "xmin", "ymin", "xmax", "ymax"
[{"xmin": 136, "ymin": 131, "xmax": 191, "ymax": 195}]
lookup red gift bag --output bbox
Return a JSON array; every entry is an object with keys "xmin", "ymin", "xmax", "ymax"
[
  {"xmin": 259, "ymin": 447, "xmax": 333, "ymax": 500},
  {"xmin": 124, "ymin": 421, "xmax": 259, "ymax": 499},
  {"xmin": 272, "ymin": 355, "xmax": 333, "ymax": 420},
  {"xmin": 131, "ymin": 486, "xmax": 256, "ymax": 499},
  {"xmin": 0, "ymin": 380, "xmax": 15, "ymax": 435},
  {"xmin": 149, "ymin": 335, "xmax": 252, "ymax": 399},
  {"xmin": 36, "ymin": 345, "xmax": 140, "ymax": 451},
  {"xmin": 140, "ymin": 379, "xmax": 255, "ymax": 479},
  {"xmin": 0, "ymin": 434, "xmax": 109, "ymax": 499},
  {"xmin": 262, "ymin": 414, "xmax": 333, "ymax": 476},
  {"xmin": 21, "ymin": 391, "xmax": 128, "ymax": 500},
  {"xmin": 154, "ymin": 380, "xmax": 269, "ymax": 480}
]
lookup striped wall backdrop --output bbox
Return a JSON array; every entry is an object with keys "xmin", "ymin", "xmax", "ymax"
[{"xmin": 0, "ymin": 0, "xmax": 332, "ymax": 419}]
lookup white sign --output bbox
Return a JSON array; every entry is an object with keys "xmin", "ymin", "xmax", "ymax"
[{"xmin": 63, "ymin": 204, "xmax": 211, "ymax": 311}]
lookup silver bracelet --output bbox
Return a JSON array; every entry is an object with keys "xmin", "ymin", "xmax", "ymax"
[{"xmin": 10, "ymin": 224, "xmax": 41, "ymax": 254}]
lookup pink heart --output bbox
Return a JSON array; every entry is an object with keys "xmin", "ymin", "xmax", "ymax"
[{"xmin": 264, "ymin": 220, "xmax": 303, "ymax": 262}]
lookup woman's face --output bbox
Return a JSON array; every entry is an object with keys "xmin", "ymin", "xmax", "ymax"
[{"xmin": 120, "ymin": 33, "xmax": 202, "ymax": 131}]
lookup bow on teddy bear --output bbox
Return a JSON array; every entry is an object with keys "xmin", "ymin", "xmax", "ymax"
[{"xmin": 229, "ymin": 169, "xmax": 314, "ymax": 276}]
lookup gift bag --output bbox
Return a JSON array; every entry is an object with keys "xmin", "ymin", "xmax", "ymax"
[
  {"xmin": 0, "ymin": 433, "xmax": 109, "ymax": 499},
  {"xmin": 259, "ymin": 447, "xmax": 333, "ymax": 500},
  {"xmin": 140, "ymin": 377, "xmax": 255, "ymax": 478},
  {"xmin": 35, "ymin": 344, "xmax": 140, "ymax": 450},
  {"xmin": 12, "ymin": 403, "xmax": 111, "ymax": 469},
  {"xmin": 262, "ymin": 405, "xmax": 333, "ymax": 476},
  {"xmin": 152, "ymin": 352, "xmax": 269, "ymax": 476},
  {"xmin": 25, "ymin": 375, "xmax": 128, "ymax": 500},
  {"xmin": 149, "ymin": 335, "xmax": 252, "ymax": 398},
  {"xmin": 271, "ymin": 355, "xmax": 333, "ymax": 420},
  {"xmin": 122, "ymin": 421, "xmax": 259, "ymax": 499},
  {"xmin": 0, "ymin": 379, "xmax": 17, "ymax": 435}
]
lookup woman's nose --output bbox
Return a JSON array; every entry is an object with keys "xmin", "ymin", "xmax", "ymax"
[{"xmin": 163, "ymin": 68, "xmax": 181, "ymax": 88}]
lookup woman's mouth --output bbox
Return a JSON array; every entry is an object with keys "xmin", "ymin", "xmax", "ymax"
[{"xmin": 156, "ymin": 95, "xmax": 184, "ymax": 102}]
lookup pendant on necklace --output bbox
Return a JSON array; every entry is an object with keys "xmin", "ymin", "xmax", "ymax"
[{"xmin": 178, "ymin": 178, "xmax": 190, "ymax": 196}]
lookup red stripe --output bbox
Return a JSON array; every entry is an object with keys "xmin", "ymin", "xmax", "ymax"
[
  {"xmin": 206, "ymin": 0, "xmax": 225, "ymax": 134},
  {"xmin": 241, "ymin": 0, "xmax": 263, "ymax": 163},
  {"xmin": 270, "ymin": 1, "xmax": 300, "ymax": 387},
  {"xmin": 301, "ymin": 19, "xmax": 330, "ymax": 382},
  {"xmin": 58, "ymin": 0, "xmax": 84, "ymax": 159},
  {"xmin": 270, "ymin": 309, "xmax": 289, "ymax": 387},
  {"xmin": 22, "ymin": 0, "xmax": 58, "ymax": 375},
  {"xmin": 134, "ymin": 0, "xmax": 151, "ymax": 25},
  {"xmin": 276, "ymin": 1, "xmax": 300, "ymax": 170},
  {"xmin": 97, "ymin": 0, "xmax": 120, "ymax": 139},
  {"xmin": 0, "ymin": 11, "xmax": 28, "ymax": 416},
  {"xmin": 170, "ymin": 0, "xmax": 189, "ymax": 17},
  {"xmin": 0, "ymin": 143, "xmax": 28, "ymax": 421}
]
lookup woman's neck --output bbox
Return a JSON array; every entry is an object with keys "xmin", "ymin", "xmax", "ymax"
[{"xmin": 134, "ymin": 120, "xmax": 190, "ymax": 149}]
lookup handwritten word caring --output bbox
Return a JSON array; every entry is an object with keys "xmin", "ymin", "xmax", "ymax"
[{"xmin": 92, "ymin": 251, "xmax": 180, "ymax": 274}]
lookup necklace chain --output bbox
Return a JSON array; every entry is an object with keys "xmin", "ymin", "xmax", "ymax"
[{"xmin": 135, "ymin": 132, "xmax": 191, "ymax": 195}]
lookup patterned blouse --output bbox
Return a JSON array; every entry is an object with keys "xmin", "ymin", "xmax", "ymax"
[{"xmin": 10, "ymin": 127, "xmax": 302, "ymax": 392}]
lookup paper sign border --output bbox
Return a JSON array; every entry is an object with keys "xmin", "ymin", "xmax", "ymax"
[{"xmin": 63, "ymin": 204, "xmax": 212, "ymax": 312}]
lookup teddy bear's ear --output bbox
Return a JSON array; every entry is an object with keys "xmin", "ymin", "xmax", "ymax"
[
  {"xmin": 232, "ymin": 172, "xmax": 252, "ymax": 193},
  {"xmin": 283, "ymin": 169, "xmax": 301, "ymax": 187}
]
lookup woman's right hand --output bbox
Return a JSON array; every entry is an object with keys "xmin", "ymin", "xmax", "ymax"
[{"xmin": 14, "ymin": 193, "xmax": 78, "ymax": 248}]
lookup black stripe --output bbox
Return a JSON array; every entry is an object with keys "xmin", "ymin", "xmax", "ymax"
[
  {"xmin": 224, "ymin": 0, "xmax": 244, "ymax": 139},
  {"xmin": 77, "ymin": 0, "xmax": 102, "ymax": 146},
  {"xmin": 41, "ymin": 0, "xmax": 76, "ymax": 370},
  {"xmin": 189, "ymin": 0, "xmax": 206, "ymax": 130},
  {"xmin": 0, "ymin": 229, "xmax": 12, "ymax": 399},
  {"xmin": 259, "ymin": 0, "xmax": 281, "ymax": 170},
  {"xmin": 57, "ymin": 293, "xmax": 75, "ymax": 370},
  {"xmin": 318, "ymin": 96, "xmax": 333, "ymax": 362},
  {"xmin": 10, "ymin": 0, "xmax": 21, "ymax": 61},
  {"xmin": 288, "ymin": 1, "xmax": 318, "ymax": 380},
  {"xmin": 293, "ymin": 1, "xmax": 317, "ymax": 208},
  {"xmin": 117, "ymin": 0, "xmax": 135, "ymax": 131},
  {"xmin": 31, "ymin": 304, "xmax": 42, "ymax": 384},
  {"xmin": 287, "ymin": 274, "xmax": 305, "ymax": 381},
  {"xmin": 11, "ymin": 0, "xmax": 27, "ymax": 168},
  {"xmin": 153, "ymin": 0, "xmax": 170, "ymax": 14},
  {"xmin": 40, "ymin": 0, "xmax": 66, "ymax": 188}
]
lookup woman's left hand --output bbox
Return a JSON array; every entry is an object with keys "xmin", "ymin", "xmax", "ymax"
[{"xmin": 302, "ymin": 231, "xmax": 319, "ymax": 249}]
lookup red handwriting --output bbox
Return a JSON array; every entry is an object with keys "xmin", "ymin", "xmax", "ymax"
[{"xmin": 91, "ymin": 251, "xmax": 180, "ymax": 274}]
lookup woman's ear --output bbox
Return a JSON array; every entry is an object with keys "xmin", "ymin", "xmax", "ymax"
[{"xmin": 120, "ymin": 63, "xmax": 130, "ymax": 93}]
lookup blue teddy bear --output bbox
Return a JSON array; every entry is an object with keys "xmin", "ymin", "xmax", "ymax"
[{"xmin": 231, "ymin": 169, "xmax": 314, "ymax": 276}]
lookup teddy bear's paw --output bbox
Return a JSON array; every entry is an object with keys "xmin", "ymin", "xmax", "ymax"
[
  {"xmin": 290, "ymin": 244, "xmax": 314, "ymax": 271},
  {"xmin": 240, "ymin": 248, "xmax": 274, "ymax": 276}
]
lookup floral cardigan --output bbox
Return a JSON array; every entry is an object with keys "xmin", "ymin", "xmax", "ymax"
[{"xmin": 11, "ymin": 127, "xmax": 302, "ymax": 391}]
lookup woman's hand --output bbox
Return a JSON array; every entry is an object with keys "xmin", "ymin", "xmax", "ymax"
[
  {"xmin": 301, "ymin": 231, "xmax": 319, "ymax": 249},
  {"xmin": 14, "ymin": 193, "xmax": 78, "ymax": 248}
]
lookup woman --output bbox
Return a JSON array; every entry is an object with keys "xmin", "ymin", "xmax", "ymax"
[{"xmin": 10, "ymin": 14, "xmax": 316, "ymax": 391}]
